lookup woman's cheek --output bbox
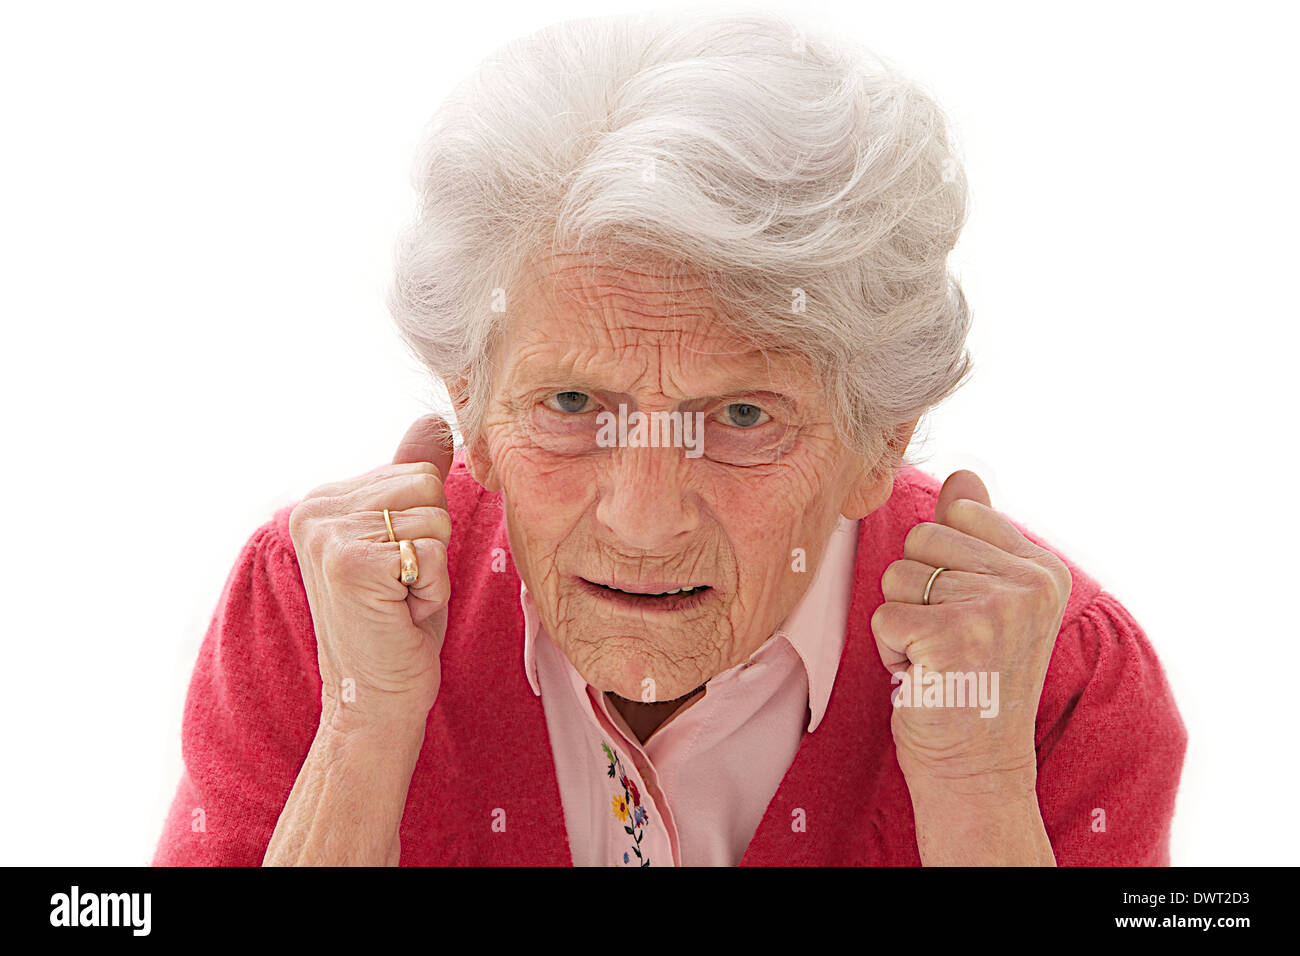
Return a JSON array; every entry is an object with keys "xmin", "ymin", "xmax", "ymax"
[{"xmin": 497, "ymin": 446, "xmax": 599, "ymax": 534}]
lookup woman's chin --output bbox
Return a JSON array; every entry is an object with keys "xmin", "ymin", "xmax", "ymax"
[{"xmin": 568, "ymin": 640, "xmax": 713, "ymax": 704}]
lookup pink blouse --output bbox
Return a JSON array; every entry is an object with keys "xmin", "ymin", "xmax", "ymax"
[{"xmin": 522, "ymin": 515, "xmax": 861, "ymax": 866}]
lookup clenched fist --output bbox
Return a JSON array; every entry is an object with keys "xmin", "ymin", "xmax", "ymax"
[
  {"xmin": 288, "ymin": 414, "xmax": 456, "ymax": 727},
  {"xmin": 871, "ymin": 470, "xmax": 1072, "ymax": 796}
]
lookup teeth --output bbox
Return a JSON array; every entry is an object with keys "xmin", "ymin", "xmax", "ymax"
[{"xmin": 602, "ymin": 583, "xmax": 704, "ymax": 596}]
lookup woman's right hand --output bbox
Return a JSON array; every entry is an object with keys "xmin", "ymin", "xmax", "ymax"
[{"xmin": 287, "ymin": 414, "xmax": 456, "ymax": 728}]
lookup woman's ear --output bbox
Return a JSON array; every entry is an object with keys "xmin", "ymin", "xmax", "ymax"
[
  {"xmin": 461, "ymin": 438, "xmax": 501, "ymax": 493},
  {"xmin": 446, "ymin": 375, "xmax": 502, "ymax": 492},
  {"xmin": 840, "ymin": 417, "xmax": 919, "ymax": 520}
]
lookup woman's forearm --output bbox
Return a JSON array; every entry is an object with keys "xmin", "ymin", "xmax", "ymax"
[{"xmin": 263, "ymin": 706, "xmax": 428, "ymax": 866}]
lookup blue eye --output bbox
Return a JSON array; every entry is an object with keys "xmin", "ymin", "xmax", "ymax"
[
  {"xmin": 545, "ymin": 391, "xmax": 594, "ymax": 413},
  {"xmin": 725, "ymin": 403, "xmax": 768, "ymax": 427}
]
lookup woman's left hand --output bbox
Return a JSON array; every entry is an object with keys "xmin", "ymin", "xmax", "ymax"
[{"xmin": 871, "ymin": 470, "xmax": 1073, "ymax": 798}]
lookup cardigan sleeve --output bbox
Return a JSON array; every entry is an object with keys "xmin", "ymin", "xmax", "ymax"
[
  {"xmin": 1033, "ymin": 590, "xmax": 1188, "ymax": 865},
  {"xmin": 152, "ymin": 515, "xmax": 322, "ymax": 866}
]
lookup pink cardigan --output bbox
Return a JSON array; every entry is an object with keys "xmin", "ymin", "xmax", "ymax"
[{"xmin": 154, "ymin": 456, "xmax": 1187, "ymax": 866}]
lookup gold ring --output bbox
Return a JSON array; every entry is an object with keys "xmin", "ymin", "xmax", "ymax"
[
  {"xmin": 923, "ymin": 566, "xmax": 947, "ymax": 606},
  {"xmin": 399, "ymin": 539, "xmax": 419, "ymax": 585},
  {"xmin": 383, "ymin": 508, "xmax": 397, "ymax": 542}
]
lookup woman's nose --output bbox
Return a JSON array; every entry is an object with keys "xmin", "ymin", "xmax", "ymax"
[{"xmin": 593, "ymin": 447, "xmax": 700, "ymax": 552}]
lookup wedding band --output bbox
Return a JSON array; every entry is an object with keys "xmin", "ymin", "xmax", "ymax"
[
  {"xmin": 922, "ymin": 566, "xmax": 947, "ymax": 606},
  {"xmin": 383, "ymin": 508, "xmax": 419, "ymax": 585},
  {"xmin": 399, "ymin": 539, "xmax": 419, "ymax": 586}
]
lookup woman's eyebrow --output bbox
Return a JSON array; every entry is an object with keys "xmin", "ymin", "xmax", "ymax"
[
  {"xmin": 506, "ymin": 353, "xmax": 807, "ymax": 406},
  {"xmin": 511, "ymin": 376, "xmax": 802, "ymax": 411},
  {"xmin": 680, "ymin": 389, "xmax": 801, "ymax": 411}
]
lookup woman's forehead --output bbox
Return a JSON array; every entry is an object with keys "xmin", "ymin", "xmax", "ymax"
[
  {"xmin": 521, "ymin": 253, "xmax": 719, "ymax": 323},
  {"xmin": 496, "ymin": 252, "xmax": 823, "ymax": 400}
]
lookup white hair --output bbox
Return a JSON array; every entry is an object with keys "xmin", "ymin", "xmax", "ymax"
[{"xmin": 386, "ymin": 8, "xmax": 972, "ymax": 473}]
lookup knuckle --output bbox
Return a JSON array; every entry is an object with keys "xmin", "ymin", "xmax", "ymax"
[
  {"xmin": 903, "ymin": 522, "xmax": 933, "ymax": 555},
  {"xmin": 428, "ymin": 507, "xmax": 452, "ymax": 542},
  {"xmin": 423, "ymin": 581, "xmax": 450, "ymax": 610},
  {"xmin": 288, "ymin": 501, "xmax": 318, "ymax": 548},
  {"xmin": 422, "ymin": 550, "xmax": 451, "ymax": 600},
  {"xmin": 1011, "ymin": 560, "xmax": 1064, "ymax": 621},
  {"xmin": 413, "ymin": 471, "xmax": 444, "ymax": 501},
  {"xmin": 946, "ymin": 497, "xmax": 974, "ymax": 522},
  {"xmin": 1029, "ymin": 560, "xmax": 1060, "ymax": 599},
  {"xmin": 1040, "ymin": 573, "xmax": 1068, "ymax": 616},
  {"xmin": 1049, "ymin": 557, "xmax": 1073, "ymax": 599},
  {"xmin": 880, "ymin": 561, "xmax": 903, "ymax": 594},
  {"xmin": 1010, "ymin": 556, "xmax": 1050, "ymax": 592}
]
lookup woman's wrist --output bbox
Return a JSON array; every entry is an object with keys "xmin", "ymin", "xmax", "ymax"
[
  {"xmin": 320, "ymin": 691, "xmax": 432, "ymax": 741},
  {"xmin": 263, "ymin": 707, "xmax": 429, "ymax": 866},
  {"xmin": 906, "ymin": 773, "xmax": 1056, "ymax": 866}
]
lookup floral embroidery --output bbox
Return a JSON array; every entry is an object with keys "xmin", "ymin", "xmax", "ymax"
[
  {"xmin": 611, "ymin": 793, "xmax": 630, "ymax": 822},
  {"xmin": 603, "ymin": 739, "xmax": 650, "ymax": 866}
]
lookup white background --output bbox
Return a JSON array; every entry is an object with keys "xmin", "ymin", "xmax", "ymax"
[{"xmin": 1, "ymin": 0, "xmax": 1295, "ymax": 865}]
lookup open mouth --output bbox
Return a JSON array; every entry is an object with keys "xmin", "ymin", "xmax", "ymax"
[{"xmin": 578, "ymin": 578, "xmax": 713, "ymax": 610}]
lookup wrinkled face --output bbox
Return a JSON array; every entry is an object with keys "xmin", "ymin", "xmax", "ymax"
[{"xmin": 466, "ymin": 253, "xmax": 900, "ymax": 702}]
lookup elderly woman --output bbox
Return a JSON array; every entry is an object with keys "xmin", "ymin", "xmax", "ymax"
[{"xmin": 154, "ymin": 11, "xmax": 1186, "ymax": 867}]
